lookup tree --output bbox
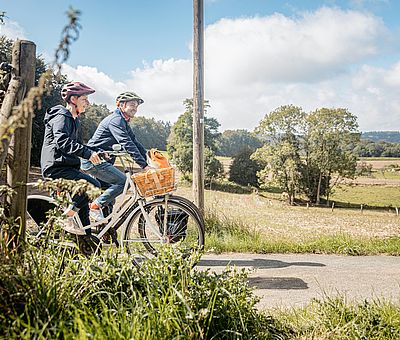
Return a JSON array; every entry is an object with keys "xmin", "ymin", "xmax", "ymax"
[
  {"xmin": 253, "ymin": 105, "xmax": 360, "ymax": 205},
  {"xmin": 167, "ymin": 99, "xmax": 222, "ymax": 179},
  {"xmin": 253, "ymin": 105, "xmax": 306, "ymax": 204},
  {"xmin": 31, "ymin": 59, "xmax": 67, "ymax": 165},
  {"xmin": 131, "ymin": 116, "xmax": 171, "ymax": 150},
  {"xmin": 304, "ymin": 108, "xmax": 360, "ymax": 204},
  {"xmin": 204, "ymin": 146, "xmax": 224, "ymax": 180},
  {"xmin": 79, "ymin": 103, "xmax": 110, "ymax": 143},
  {"xmin": 229, "ymin": 147, "xmax": 262, "ymax": 187},
  {"xmin": 217, "ymin": 129, "xmax": 262, "ymax": 157}
]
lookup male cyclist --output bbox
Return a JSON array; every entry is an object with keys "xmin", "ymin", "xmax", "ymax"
[
  {"xmin": 41, "ymin": 81, "xmax": 102, "ymax": 232},
  {"xmin": 81, "ymin": 91, "xmax": 152, "ymax": 220}
]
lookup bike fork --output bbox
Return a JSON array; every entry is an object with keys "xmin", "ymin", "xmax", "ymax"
[{"xmin": 137, "ymin": 199, "xmax": 164, "ymax": 240}]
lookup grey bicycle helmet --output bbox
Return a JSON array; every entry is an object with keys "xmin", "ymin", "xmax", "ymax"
[{"xmin": 116, "ymin": 91, "xmax": 144, "ymax": 104}]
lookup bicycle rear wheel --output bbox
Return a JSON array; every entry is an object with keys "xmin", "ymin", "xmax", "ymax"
[
  {"xmin": 27, "ymin": 195, "xmax": 101, "ymax": 257},
  {"xmin": 122, "ymin": 198, "xmax": 205, "ymax": 260},
  {"xmin": 27, "ymin": 195, "xmax": 57, "ymax": 232}
]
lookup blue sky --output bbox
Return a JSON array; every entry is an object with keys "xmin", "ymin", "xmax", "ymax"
[{"xmin": 1, "ymin": 0, "xmax": 400, "ymax": 132}]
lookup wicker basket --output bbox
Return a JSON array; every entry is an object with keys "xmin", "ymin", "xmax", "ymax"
[{"xmin": 131, "ymin": 167, "xmax": 176, "ymax": 197}]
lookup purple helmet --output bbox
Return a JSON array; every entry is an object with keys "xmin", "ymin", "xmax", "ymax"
[{"xmin": 61, "ymin": 82, "xmax": 95, "ymax": 102}]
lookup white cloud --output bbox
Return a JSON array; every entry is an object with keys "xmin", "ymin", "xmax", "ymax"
[
  {"xmin": 0, "ymin": 19, "xmax": 27, "ymax": 40},
  {"xmin": 205, "ymin": 7, "xmax": 387, "ymax": 86},
  {"xmin": 62, "ymin": 7, "xmax": 399, "ymax": 132},
  {"xmin": 125, "ymin": 59, "xmax": 192, "ymax": 122}
]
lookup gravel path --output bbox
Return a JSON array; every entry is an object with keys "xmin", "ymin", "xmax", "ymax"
[{"xmin": 198, "ymin": 253, "xmax": 400, "ymax": 310}]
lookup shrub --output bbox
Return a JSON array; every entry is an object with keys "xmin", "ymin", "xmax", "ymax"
[{"xmin": 229, "ymin": 148, "xmax": 262, "ymax": 187}]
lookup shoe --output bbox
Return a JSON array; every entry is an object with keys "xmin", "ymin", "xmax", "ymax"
[
  {"xmin": 62, "ymin": 217, "xmax": 86, "ymax": 235},
  {"xmin": 90, "ymin": 202, "xmax": 104, "ymax": 221},
  {"xmin": 90, "ymin": 209, "xmax": 104, "ymax": 221}
]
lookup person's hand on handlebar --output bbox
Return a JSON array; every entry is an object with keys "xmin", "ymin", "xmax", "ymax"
[
  {"xmin": 89, "ymin": 151, "xmax": 102, "ymax": 165},
  {"xmin": 99, "ymin": 151, "xmax": 111, "ymax": 160}
]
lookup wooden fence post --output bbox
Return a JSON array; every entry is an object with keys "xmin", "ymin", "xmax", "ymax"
[{"xmin": 5, "ymin": 40, "xmax": 36, "ymax": 249}]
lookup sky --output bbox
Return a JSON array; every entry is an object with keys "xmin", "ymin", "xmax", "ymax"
[{"xmin": 1, "ymin": 0, "xmax": 400, "ymax": 132}]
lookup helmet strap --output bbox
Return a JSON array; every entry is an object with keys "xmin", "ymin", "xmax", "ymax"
[{"xmin": 67, "ymin": 96, "xmax": 80, "ymax": 117}]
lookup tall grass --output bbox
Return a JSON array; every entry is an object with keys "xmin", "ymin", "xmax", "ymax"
[
  {"xmin": 0, "ymin": 244, "xmax": 286, "ymax": 339},
  {"xmin": 275, "ymin": 295, "xmax": 400, "ymax": 339},
  {"xmin": 204, "ymin": 207, "xmax": 400, "ymax": 255}
]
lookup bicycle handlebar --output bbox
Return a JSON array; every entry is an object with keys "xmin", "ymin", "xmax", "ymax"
[{"xmin": 98, "ymin": 150, "xmax": 130, "ymax": 159}]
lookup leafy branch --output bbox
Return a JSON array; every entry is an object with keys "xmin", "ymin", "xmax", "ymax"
[
  {"xmin": 0, "ymin": 11, "xmax": 7, "ymax": 25},
  {"xmin": 54, "ymin": 7, "xmax": 82, "ymax": 72}
]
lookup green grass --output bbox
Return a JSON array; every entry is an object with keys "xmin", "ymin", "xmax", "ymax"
[
  {"xmin": 204, "ymin": 208, "xmax": 400, "ymax": 255},
  {"xmin": 369, "ymin": 170, "xmax": 400, "ymax": 180},
  {"xmin": 273, "ymin": 295, "xmax": 400, "ymax": 339},
  {"xmin": 216, "ymin": 156, "xmax": 232, "ymax": 161},
  {"xmin": 359, "ymin": 157, "xmax": 400, "ymax": 161},
  {"xmin": 0, "ymin": 246, "xmax": 280, "ymax": 339},
  {"xmin": 331, "ymin": 185, "xmax": 400, "ymax": 208}
]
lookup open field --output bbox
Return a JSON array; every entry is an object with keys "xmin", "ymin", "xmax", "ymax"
[
  {"xmin": 331, "ymin": 185, "xmax": 400, "ymax": 207},
  {"xmin": 177, "ymin": 185, "xmax": 400, "ymax": 240},
  {"xmin": 181, "ymin": 155, "xmax": 400, "ymax": 254}
]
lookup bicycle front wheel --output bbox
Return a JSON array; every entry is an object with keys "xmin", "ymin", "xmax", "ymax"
[{"xmin": 123, "ymin": 199, "xmax": 205, "ymax": 258}]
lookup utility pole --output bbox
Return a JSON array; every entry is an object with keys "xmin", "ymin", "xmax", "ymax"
[{"xmin": 193, "ymin": 0, "xmax": 205, "ymax": 213}]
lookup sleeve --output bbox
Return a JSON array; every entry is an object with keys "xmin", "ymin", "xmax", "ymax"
[
  {"xmin": 108, "ymin": 117, "xmax": 148, "ymax": 168},
  {"xmin": 51, "ymin": 115, "xmax": 93, "ymax": 160}
]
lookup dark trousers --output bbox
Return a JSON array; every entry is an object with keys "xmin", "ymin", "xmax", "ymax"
[{"xmin": 45, "ymin": 167, "xmax": 101, "ymax": 227}]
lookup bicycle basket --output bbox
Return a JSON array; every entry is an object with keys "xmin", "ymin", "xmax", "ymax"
[
  {"xmin": 155, "ymin": 207, "xmax": 189, "ymax": 243},
  {"xmin": 132, "ymin": 167, "xmax": 176, "ymax": 197}
]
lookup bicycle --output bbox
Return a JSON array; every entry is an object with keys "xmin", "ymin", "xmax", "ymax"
[{"xmin": 27, "ymin": 147, "xmax": 205, "ymax": 263}]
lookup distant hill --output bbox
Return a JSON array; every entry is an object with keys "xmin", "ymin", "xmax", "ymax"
[{"xmin": 361, "ymin": 131, "xmax": 400, "ymax": 143}]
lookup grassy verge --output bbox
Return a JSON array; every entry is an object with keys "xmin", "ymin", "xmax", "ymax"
[
  {"xmin": 172, "ymin": 183, "xmax": 400, "ymax": 255},
  {"xmin": 0, "ymin": 245, "xmax": 285, "ymax": 339},
  {"xmin": 272, "ymin": 295, "xmax": 400, "ymax": 339},
  {"xmin": 205, "ymin": 208, "xmax": 400, "ymax": 255}
]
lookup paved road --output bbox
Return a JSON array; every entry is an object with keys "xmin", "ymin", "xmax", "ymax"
[{"xmin": 198, "ymin": 253, "xmax": 400, "ymax": 310}]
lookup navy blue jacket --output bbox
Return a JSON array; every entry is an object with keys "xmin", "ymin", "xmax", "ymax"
[
  {"xmin": 86, "ymin": 109, "xmax": 148, "ymax": 168},
  {"xmin": 41, "ymin": 105, "xmax": 96, "ymax": 176}
]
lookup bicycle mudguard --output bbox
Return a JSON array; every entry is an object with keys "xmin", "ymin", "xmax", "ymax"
[{"xmin": 27, "ymin": 195, "xmax": 57, "ymax": 226}]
